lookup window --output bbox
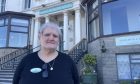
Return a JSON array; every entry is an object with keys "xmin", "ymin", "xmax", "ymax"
[
  {"xmin": 24, "ymin": 0, "xmax": 31, "ymax": 9},
  {"xmin": 0, "ymin": 17, "xmax": 29, "ymax": 48},
  {"xmin": 0, "ymin": 26, "xmax": 7, "ymax": 47},
  {"xmin": 0, "ymin": 0, "xmax": 6, "ymax": 12},
  {"xmin": 117, "ymin": 54, "xmax": 140, "ymax": 84},
  {"xmin": 0, "ymin": 18, "xmax": 7, "ymax": 47},
  {"xmin": 11, "ymin": 18, "xmax": 29, "ymax": 26},
  {"xmin": 10, "ymin": 18, "xmax": 29, "ymax": 48},
  {"xmin": 88, "ymin": 0, "xmax": 100, "ymax": 42},
  {"xmin": 88, "ymin": 18, "xmax": 99, "ymax": 42},
  {"xmin": 117, "ymin": 54, "xmax": 131, "ymax": 79},
  {"xmin": 9, "ymin": 32, "xmax": 28, "ymax": 47},
  {"xmin": 0, "ymin": 19, "xmax": 4, "ymax": 26},
  {"xmin": 88, "ymin": 0, "xmax": 98, "ymax": 14},
  {"xmin": 102, "ymin": 0, "xmax": 140, "ymax": 35},
  {"xmin": 11, "ymin": 26, "xmax": 28, "ymax": 32}
]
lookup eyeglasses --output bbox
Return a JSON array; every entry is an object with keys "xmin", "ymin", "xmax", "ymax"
[{"xmin": 42, "ymin": 63, "xmax": 48, "ymax": 78}]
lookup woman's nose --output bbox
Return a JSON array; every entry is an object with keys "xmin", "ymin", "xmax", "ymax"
[{"xmin": 48, "ymin": 34, "xmax": 54, "ymax": 40}]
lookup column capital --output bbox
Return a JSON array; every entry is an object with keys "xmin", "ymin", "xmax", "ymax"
[
  {"xmin": 44, "ymin": 15, "xmax": 50, "ymax": 18},
  {"xmin": 35, "ymin": 16, "xmax": 45, "ymax": 22},
  {"xmin": 63, "ymin": 11, "xmax": 69, "ymax": 14},
  {"xmin": 74, "ymin": 7, "xmax": 80, "ymax": 12},
  {"xmin": 34, "ymin": 17, "xmax": 40, "ymax": 22},
  {"xmin": 74, "ymin": 7, "xmax": 80, "ymax": 11}
]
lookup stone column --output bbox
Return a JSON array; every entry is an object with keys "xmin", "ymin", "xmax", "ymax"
[
  {"xmin": 75, "ymin": 9, "xmax": 81, "ymax": 44},
  {"xmin": 63, "ymin": 11, "xmax": 68, "ymax": 50},
  {"xmin": 33, "ymin": 17, "xmax": 40, "ymax": 52}
]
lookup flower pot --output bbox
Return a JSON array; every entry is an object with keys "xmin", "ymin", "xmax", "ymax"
[{"xmin": 82, "ymin": 73, "xmax": 97, "ymax": 84}]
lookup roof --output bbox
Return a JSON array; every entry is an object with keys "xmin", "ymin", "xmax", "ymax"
[{"xmin": 0, "ymin": 11, "xmax": 35, "ymax": 17}]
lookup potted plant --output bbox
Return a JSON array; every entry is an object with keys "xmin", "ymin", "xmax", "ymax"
[{"xmin": 82, "ymin": 54, "xmax": 97, "ymax": 84}]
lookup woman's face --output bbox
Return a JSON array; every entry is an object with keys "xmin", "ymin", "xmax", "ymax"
[{"xmin": 39, "ymin": 27, "xmax": 59, "ymax": 50}]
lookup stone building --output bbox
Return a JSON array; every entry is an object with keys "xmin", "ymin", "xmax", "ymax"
[{"xmin": 82, "ymin": 0, "xmax": 140, "ymax": 84}]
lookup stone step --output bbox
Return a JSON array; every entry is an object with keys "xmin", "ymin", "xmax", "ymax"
[
  {"xmin": 0, "ymin": 72, "xmax": 14, "ymax": 76},
  {"xmin": 0, "ymin": 69, "xmax": 15, "ymax": 71},
  {"xmin": 0, "ymin": 75, "xmax": 13, "ymax": 79},
  {"xmin": 0, "ymin": 78, "xmax": 12, "ymax": 82},
  {"xmin": 0, "ymin": 82, "xmax": 12, "ymax": 84},
  {"xmin": 0, "ymin": 72, "xmax": 13, "ymax": 74}
]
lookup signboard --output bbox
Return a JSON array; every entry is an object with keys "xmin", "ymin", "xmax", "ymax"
[
  {"xmin": 115, "ymin": 35, "xmax": 140, "ymax": 46},
  {"xmin": 39, "ymin": 2, "xmax": 73, "ymax": 15}
]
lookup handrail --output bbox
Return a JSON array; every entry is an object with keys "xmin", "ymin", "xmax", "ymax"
[
  {"xmin": 68, "ymin": 39, "xmax": 88, "ymax": 63},
  {"xmin": 0, "ymin": 48, "xmax": 28, "ymax": 64},
  {"xmin": 0, "ymin": 45, "xmax": 40, "ymax": 70},
  {"xmin": 68, "ymin": 38, "xmax": 87, "ymax": 54}
]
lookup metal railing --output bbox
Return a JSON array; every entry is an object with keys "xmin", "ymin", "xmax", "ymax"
[
  {"xmin": 68, "ymin": 38, "xmax": 88, "ymax": 64},
  {"xmin": 0, "ymin": 49, "xmax": 28, "ymax": 66},
  {"xmin": 0, "ymin": 46, "xmax": 40, "ymax": 71}
]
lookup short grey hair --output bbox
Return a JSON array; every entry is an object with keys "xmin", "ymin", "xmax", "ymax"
[{"xmin": 39, "ymin": 22, "xmax": 62, "ymax": 41}]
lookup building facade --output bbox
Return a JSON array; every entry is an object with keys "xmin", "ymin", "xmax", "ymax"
[
  {"xmin": 82, "ymin": 0, "xmax": 140, "ymax": 84},
  {"xmin": 0, "ymin": 0, "xmax": 86, "ymax": 57}
]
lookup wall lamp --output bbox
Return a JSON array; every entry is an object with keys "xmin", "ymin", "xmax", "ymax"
[{"xmin": 100, "ymin": 40, "xmax": 107, "ymax": 53}]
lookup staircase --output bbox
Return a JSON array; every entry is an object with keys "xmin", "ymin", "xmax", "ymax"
[
  {"xmin": 0, "ymin": 70, "xmax": 14, "ymax": 84},
  {"xmin": 0, "ymin": 48, "xmax": 32, "ymax": 84},
  {"xmin": 0, "ymin": 39, "xmax": 88, "ymax": 84},
  {"xmin": 68, "ymin": 38, "xmax": 88, "ymax": 64}
]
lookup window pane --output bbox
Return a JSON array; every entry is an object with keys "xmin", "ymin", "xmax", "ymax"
[
  {"xmin": 24, "ymin": 0, "xmax": 31, "ymax": 9},
  {"xmin": 131, "ymin": 54, "xmax": 140, "ymax": 59},
  {"xmin": 88, "ymin": 17, "xmax": 99, "ymax": 41},
  {"xmin": 11, "ymin": 26, "xmax": 28, "ymax": 32},
  {"xmin": 88, "ymin": 0, "xmax": 98, "ymax": 14},
  {"xmin": 131, "ymin": 64, "xmax": 140, "ymax": 80},
  {"xmin": 102, "ymin": 0, "xmax": 140, "ymax": 35},
  {"xmin": 131, "ymin": 54, "xmax": 140, "ymax": 79},
  {"xmin": 117, "ymin": 54, "xmax": 131, "ymax": 79},
  {"xmin": 11, "ymin": 18, "xmax": 29, "ymax": 26},
  {"xmin": 89, "ymin": 8, "xmax": 98, "ymax": 21},
  {"xmin": 0, "ymin": 0, "xmax": 6, "ymax": 12},
  {"xmin": 0, "ymin": 19, "xmax": 4, "ymax": 26},
  {"xmin": 5, "ymin": 18, "xmax": 8, "ymax": 25},
  {"xmin": 111, "ymin": 6, "xmax": 128, "ymax": 34},
  {"xmin": 0, "ymin": 26, "xmax": 7, "ymax": 47},
  {"xmin": 131, "ymin": 54, "xmax": 140, "ymax": 63},
  {"xmin": 9, "ymin": 32, "xmax": 28, "ymax": 47}
]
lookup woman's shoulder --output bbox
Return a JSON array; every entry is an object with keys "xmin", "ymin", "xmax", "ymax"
[
  {"xmin": 21, "ymin": 51, "xmax": 38, "ymax": 62},
  {"xmin": 58, "ymin": 51, "xmax": 70, "ymax": 58},
  {"xmin": 58, "ymin": 51, "xmax": 74, "ymax": 62}
]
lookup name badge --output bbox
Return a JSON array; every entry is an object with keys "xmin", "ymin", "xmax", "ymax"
[{"xmin": 30, "ymin": 68, "xmax": 42, "ymax": 73}]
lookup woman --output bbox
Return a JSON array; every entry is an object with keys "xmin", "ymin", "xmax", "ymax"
[{"xmin": 13, "ymin": 22, "xmax": 80, "ymax": 84}]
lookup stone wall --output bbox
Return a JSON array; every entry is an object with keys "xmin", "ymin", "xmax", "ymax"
[{"xmin": 88, "ymin": 33, "xmax": 140, "ymax": 84}]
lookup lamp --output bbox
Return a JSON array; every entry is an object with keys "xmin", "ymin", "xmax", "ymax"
[{"xmin": 100, "ymin": 40, "xmax": 107, "ymax": 53}]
